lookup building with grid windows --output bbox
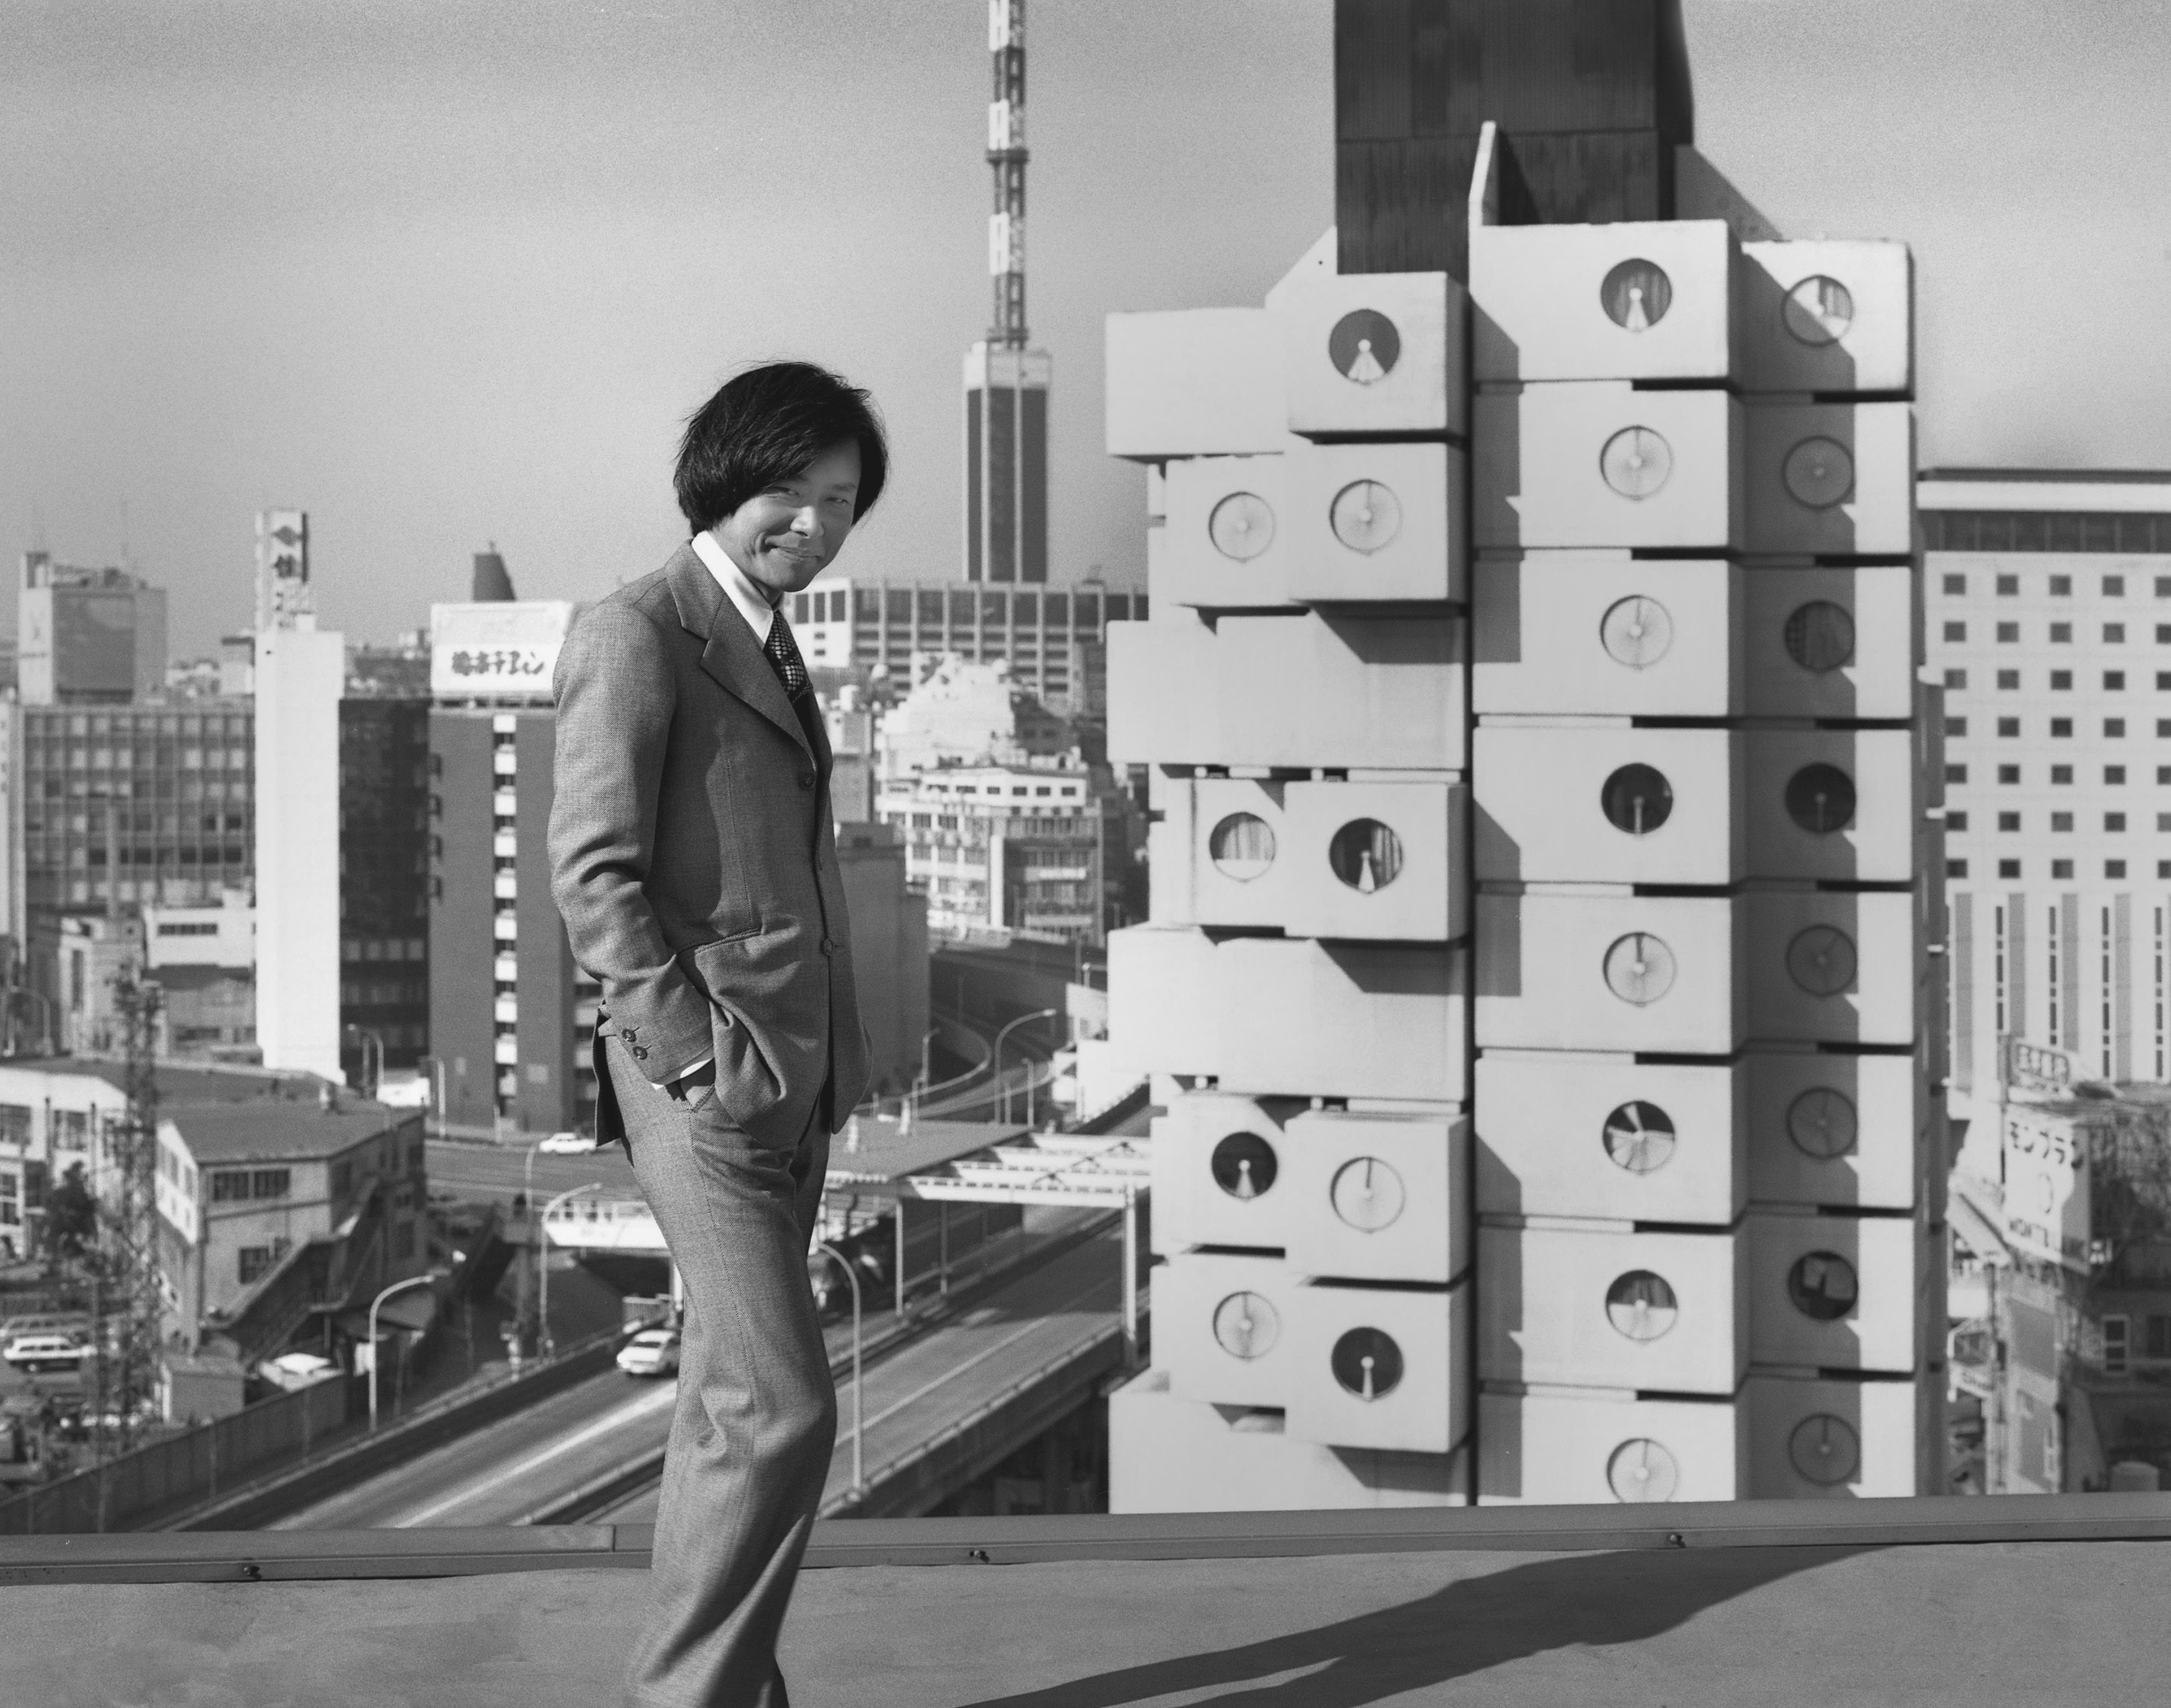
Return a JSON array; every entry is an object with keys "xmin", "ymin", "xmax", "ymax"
[
  {"xmin": 876, "ymin": 761, "xmax": 1105, "ymax": 943},
  {"xmin": 1923, "ymin": 470, "xmax": 2171, "ymax": 1141},
  {"xmin": 783, "ymin": 577, "xmax": 1144, "ymax": 710}
]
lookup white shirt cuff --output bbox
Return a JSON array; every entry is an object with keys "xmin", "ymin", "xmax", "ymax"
[{"xmin": 652, "ymin": 1053, "xmax": 713, "ymax": 1091}]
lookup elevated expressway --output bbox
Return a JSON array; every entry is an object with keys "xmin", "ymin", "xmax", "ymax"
[{"xmin": 275, "ymin": 1114, "xmax": 1150, "ymax": 1528}]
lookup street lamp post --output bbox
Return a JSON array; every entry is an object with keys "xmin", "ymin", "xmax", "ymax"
[
  {"xmin": 537, "ymin": 1181, "xmax": 602, "ymax": 1356},
  {"xmin": 367, "ymin": 1273, "xmax": 436, "ymax": 1432},
  {"xmin": 993, "ymin": 1008, "xmax": 1059, "ymax": 1125},
  {"xmin": 812, "ymin": 1240, "xmax": 863, "ymax": 1501}
]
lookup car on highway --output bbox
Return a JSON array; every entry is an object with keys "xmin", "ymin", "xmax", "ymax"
[
  {"xmin": 3, "ymin": 1334, "xmax": 90, "ymax": 1375},
  {"xmin": 616, "ymin": 1328, "xmax": 681, "ymax": 1378},
  {"xmin": 538, "ymin": 1131, "xmax": 595, "ymax": 1155}
]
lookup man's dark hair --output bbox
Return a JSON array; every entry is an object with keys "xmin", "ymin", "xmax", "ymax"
[{"xmin": 675, "ymin": 361, "xmax": 889, "ymax": 534}]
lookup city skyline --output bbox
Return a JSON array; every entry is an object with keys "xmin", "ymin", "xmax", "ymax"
[{"xmin": 4, "ymin": 1, "xmax": 2169, "ymax": 657}]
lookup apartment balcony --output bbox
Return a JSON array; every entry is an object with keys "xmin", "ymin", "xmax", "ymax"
[{"xmin": 4, "ymin": 1497, "xmax": 2167, "ymax": 1704}]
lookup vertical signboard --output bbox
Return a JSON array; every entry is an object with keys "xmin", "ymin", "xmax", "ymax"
[
  {"xmin": 256, "ymin": 510, "xmax": 311, "ymax": 630},
  {"xmin": 2000, "ymin": 1104, "xmax": 2091, "ymax": 1272}
]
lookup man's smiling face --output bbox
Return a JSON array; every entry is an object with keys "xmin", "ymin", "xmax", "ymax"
[{"xmin": 711, "ymin": 436, "xmax": 863, "ymax": 603}]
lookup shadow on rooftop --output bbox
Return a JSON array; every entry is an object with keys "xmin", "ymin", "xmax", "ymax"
[{"xmin": 960, "ymin": 1542, "xmax": 1866, "ymax": 1708}]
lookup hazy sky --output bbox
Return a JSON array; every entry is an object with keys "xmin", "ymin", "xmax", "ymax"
[{"xmin": 3, "ymin": 1, "xmax": 2168, "ymax": 656}]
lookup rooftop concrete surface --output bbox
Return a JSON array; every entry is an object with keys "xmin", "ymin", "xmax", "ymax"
[{"xmin": 6, "ymin": 1533, "xmax": 2169, "ymax": 1707}]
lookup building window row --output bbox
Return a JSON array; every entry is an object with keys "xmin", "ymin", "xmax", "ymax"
[
  {"xmin": 210, "ymin": 1167, "xmax": 292, "ymax": 1203},
  {"xmin": 1953, "ymin": 859, "xmax": 2152, "ymax": 881},
  {"xmin": 1924, "ymin": 512, "xmax": 2171, "ymax": 555},
  {"xmin": 1941, "ymin": 621, "xmax": 2153, "ymax": 645}
]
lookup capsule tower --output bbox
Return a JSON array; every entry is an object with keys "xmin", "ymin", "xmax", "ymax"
[
  {"xmin": 963, "ymin": 0, "xmax": 1050, "ymax": 584},
  {"xmin": 1102, "ymin": 2, "xmax": 1944, "ymax": 1511}
]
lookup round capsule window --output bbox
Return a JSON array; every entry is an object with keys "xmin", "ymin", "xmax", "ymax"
[
  {"xmin": 1607, "ymin": 1437, "xmax": 1680, "ymax": 1503},
  {"xmin": 1787, "ymin": 926, "xmax": 1858, "ymax": 997},
  {"xmin": 1603, "ymin": 932, "xmax": 1677, "ymax": 1006},
  {"xmin": 1601, "ymin": 258, "xmax": 1673, "ymax": 331},
  {"xmin": 1783, "ymin": 275, "xmax": 1855, "ymax": 345},
  {"xmin": 1783, "ymin": 436, "xmax": 1855, "ymax": 508},
  {"xmin": 1601, "ymin": 763, "xmax": 1674, "ymax": 836},
  {"xmin": 1208, "ymin": 812, "xmax": 1275, "ymax": 882},
  {"xmin": 1787, "ymin": 1251, "xmax": 1859, "ymax": 1321},
  {"xmin": 1784, "ymin": 601, "xmax": 1856, "ymax": 673},
  {"xmin": 1784, "ymin": 763, "xmax": 1857, "ymax": 834},
  {"xmin": 1787, "ymin": 1087, "xmax": 1859, "ymax": 1160},
  {"xmin": 1210, "ymin": 1131, "xmax": 1277, "ymax": 1200},
  {"xmin": 1789, "ymin": 1413, "xmax": 1862, "ymax": 1485},
  {"xmin": 1601, "ymin": 426, "xmax": 1673, "ymax": 500},
  {"xmin": 1330, "ymin": 1326, "xmax": 1404, "ymax": 1400},
  {"xmin": 1213, "ymin": 1291, "xmax": 1281, "ymax": 1360},
  {"xmin": 1330, "ymin": 1156, "xmax": 1407, "ymax": 1231},
  {"xmin": 1327, "ymin": 309, "xmax": 1400, "ymax": 385},
  {"xmin": 1606, "ymin": 1270, "xmax": 1679, "ymax": 1342},
  {"xmin": 1600, "ymin": 595, "xmax": 1673, "ymax": 669},
  {"xmin": 1329, "ymin": 479, "xmax": 1403, "ymax": 555},
  {"xmin": 1603, "ymin": 1101, "xmax": 1676, "ymax": 1174},
  {"xmin": 1208, "ymin": 491, "xmax": 1276, "ymax": 561},
  {"xmin": 1329, "ymin": 819, "xmax": 1404, "ymax": 893}
]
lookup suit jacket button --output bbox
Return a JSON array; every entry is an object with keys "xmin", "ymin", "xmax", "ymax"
[
  {"xmin": 632, "ymin": 1045, "xmax": 648, "ymax": 1060},
  {"xmin": 798, "ymin": 772, "xmax": 817, "ymax": 790}
]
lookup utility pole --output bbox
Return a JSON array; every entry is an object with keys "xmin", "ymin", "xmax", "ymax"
[{"xmin": 97, "ymin": 963, "xmax": 165, "ymax": 1459}]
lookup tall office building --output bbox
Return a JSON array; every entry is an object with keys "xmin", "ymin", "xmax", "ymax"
[
  {"xmin": 1100, "ymin": 6, "xmax": 1942, "ymax": 1511},
  {"xmin": 18, "ymin": 552, "xmax": 168, "ymax": 706},
  {"xmin": 1924, "ymin": 471, "xmax": 2171, "ymax": 1140},
  {"xmin": 963, "ymin": 1, "xmax": 1050, "ymax": 583},
  {"xmin": 426, "ymin": 599, "xmax": 596, "ymax": 1134}
]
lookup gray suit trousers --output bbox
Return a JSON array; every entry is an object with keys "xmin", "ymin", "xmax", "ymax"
[{"xmin": 613, "ymin": 1035, "xmax": 836, "ymax": 1708}]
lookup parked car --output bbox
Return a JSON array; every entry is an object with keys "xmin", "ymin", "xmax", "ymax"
[
  {"xmin": 539, "ymin": 1131, "xmax": 595, "ymax": 1155},
  {"xmin": 3, "ymin": 1334, "xmax": 90, "ymax": 1374},
  {"xmin": 616, "ymin": 1328, "xmax": 681, "ymax": 1378}
]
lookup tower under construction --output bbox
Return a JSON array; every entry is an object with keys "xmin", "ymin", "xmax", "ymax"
[{"xmin": 963, "ymin": 0, "xmax": 1050, "ymax": 583}]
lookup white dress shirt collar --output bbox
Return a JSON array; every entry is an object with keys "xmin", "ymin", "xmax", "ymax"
[{"xmin": 690, "ymin": 529, "xmax": 782, "ymax": 642}]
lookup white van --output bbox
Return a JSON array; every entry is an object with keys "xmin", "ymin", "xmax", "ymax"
[{"xmin": 2, "ymin": 1334, "xmax": 89, "ymax": 1374}]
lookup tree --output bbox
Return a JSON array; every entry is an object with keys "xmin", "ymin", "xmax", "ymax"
[{"xmin": 44, "ymin": 1163, "xmax": 97, "ymax": 1262}]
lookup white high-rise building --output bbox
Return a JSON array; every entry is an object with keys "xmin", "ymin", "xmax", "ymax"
[
  {"xmin": 252, "ymin": 512, "xmax": 344, "ymax": 1081},
  {"xmin": 1922, "ymin": 469, "xmax": 2171, "ymax": 1161}
]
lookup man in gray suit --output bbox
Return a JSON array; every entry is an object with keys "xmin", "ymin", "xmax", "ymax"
[{"xmin": 550, "ymin": 362, "xmax": 887, "ymax": 1707}]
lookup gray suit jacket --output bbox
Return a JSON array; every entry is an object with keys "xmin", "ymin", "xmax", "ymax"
[{"xmin": 548, "ymin": 542, "xmax": 870, "ymax": 1148}]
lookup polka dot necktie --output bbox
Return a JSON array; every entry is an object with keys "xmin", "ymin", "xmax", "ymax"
[{"xmin": 764, "ymin": 610, "xmax": 810, "ymax": 701}]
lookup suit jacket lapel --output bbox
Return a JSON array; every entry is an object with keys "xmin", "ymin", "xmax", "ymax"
[{"xmin": 663, "ymin": 543, "xmax": 812, "ymax": 759}]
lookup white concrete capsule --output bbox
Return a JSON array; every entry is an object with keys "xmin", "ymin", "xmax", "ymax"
[
  {"xmin": 1470, "ymin": 218, "xmax": 1738, "ymax": 384},
  {"xmin": 1744, "ymin": 1047, "xmax": 1928, "ymax": 1213},
  {"xmin": 1472, "ymin": 554, "xmax": 1743, "ymax": 719},
  {"xmin": 1157, "ymin": 454, "xmax": 1298, "ymax": 610},
  {"xmin": 1475, "ymin": 1052, "xmax": 1746, "ymax": 1227},
  {"xmin": 1746, "ymin": 1208, "xmax": 1921, "ymax": 1374},
  {"xmin": 1743, "ymin": 727, "xmax": 1921, "ymax": 885},
  {"xmin": 1477, "ymin": 1387, "xmax": 1747, "ymax": 1506},
  {"xmin": 1105, "ymin": 308, "xmax": 1291, "ymax": 460},
  {"xmin": 1151, "ymin": 1092, "xmax": 1306, "ymax": 1257},
  {"xmin": 1281, "ymin": 778, "xmax": 1469, "ymax": 944},
  {"xmin": 1285, "ymin": 1278, "xmax": 1472, "ymax": 1455},
  {"xmin": 1473, "ymin": 382, "xmax": 1741, "ymax": 552},
  {"xmin": 1745, "ymin": 888, "xmax": 1922, "ymax": 1048},
  {"xmin": 1109, "ymin": 1368, "xmax": 1471, "ymax": 1513},
  {"xmin": 1282, "ymin": 1108, "xmax": 1471, "ymax": 1286},
  {"xmin": 1283, "ymin": 441, "xmax": 1467, "ymax": 606},
  {"xmin": 1743, "ymin": 401, "xmax": 1915, "ymax": 559},
  {"xmin": 1738, "ymin": 240, "xmax": 1913, "ymax": 397},
  {"xmin": 1474, "ymin": 725, "xmax": 1744, "ymax": 888},
  {"xmin": 1474, "ymin": 892, "xmax": 1745, "ymax": 1056},
  {"xmin": 1741, "ymin": 565, "xmax": 1921, "ymax": 722},
  {"xmin": 1158, "ymin": 1250, "xmax": 1300, "ymax": 1410},
  {"xmin": 1279, "ymin": 271, "xmax": 1469, "ymax": 439},
  {"xmin": 1743, "ymin": 1372, "xmax": 1925, "ymax": 1499},
  {"xmin": 1477, "ymin": 1224, "xmax": 1747, "ymax": 1395}
]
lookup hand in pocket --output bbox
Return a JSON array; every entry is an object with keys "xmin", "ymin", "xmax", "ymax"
[{"xmin": 668, "ymin": 1060, "xmax": 720, "ymax": 1112}]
